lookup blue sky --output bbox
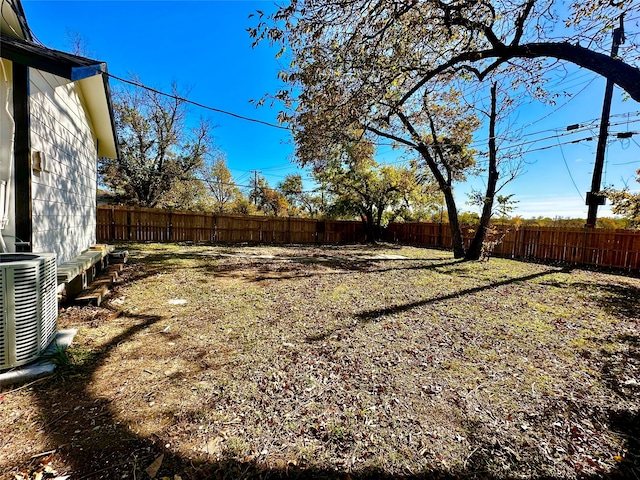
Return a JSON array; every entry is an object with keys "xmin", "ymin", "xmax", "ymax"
[{"xmin": 21, "ymin": 0, "xmax": 640, "ymax": 219}]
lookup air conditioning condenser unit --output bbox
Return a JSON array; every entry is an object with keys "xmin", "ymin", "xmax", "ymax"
[{"xmin": 0, "ymin": 253, "xmax": 57, "ymax": 370}]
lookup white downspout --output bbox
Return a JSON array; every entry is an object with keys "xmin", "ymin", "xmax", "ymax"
[
  {"xmin": 0, "ymin": 181, "xmax": 5, "ymax": 252},
  {"xmin": 0, "ymin": 59, "xmax": 15, "ymax": 252}
]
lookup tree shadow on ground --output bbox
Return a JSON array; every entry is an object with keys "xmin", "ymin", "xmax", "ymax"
[
  {"xmin": 607, "ymin": 408, "xmax": 640, "ymax": 478},
  {"xmin": 355, "ymin": 267, "xmax": 573, "ymax": 323},
  {"xmin": 566, "ymin": 281, "xmax": 640, "ymax": 319},
  {"xmin": 128, "ymin": 245, "xmax": 461, "ymax": 283},
  {"xmin": 302, "ymin": 264, "xmax": 569, "ymax": 342},
  {"xmin": 598, "ymin": 331, "xmax": 640, "ymax": 478},
  {"xmin": 243, "ymin": 257, "xmax": 464, "ymax": 283}
]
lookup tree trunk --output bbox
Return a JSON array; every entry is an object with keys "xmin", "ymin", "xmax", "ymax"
[
  {"xmin": 360, "ymin": 210, "xmax": 377, "ymax": 243},
  {"xmin": 375, "ymin": 204, "xmax": 386, "ymax": 242},
  {"xmin": 404, "ymin": 41, "xmax": 640, "ymax": 105},
  {"xmin": 466, "ymin": 83, "xmax": 499, "ymax": 261},
  {"xmin": 443, "ymin": 185, "xmax": 466, "ymax": 258},
  {"xmin": 416, "ymin": 145, "xmax": 466, "ymax": 258},
  {"xmin": 365, "ymin": 216, "xmax": 377, "ymax": 243},
  {"xmin": 506, "ymin": 42, "xmax": 640, "ymax": 103}
]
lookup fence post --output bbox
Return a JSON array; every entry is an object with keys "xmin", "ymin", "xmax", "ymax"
[
  {"xmin": 109, "ymin": 206, "xmax": 115, "ymax": 242},
  {"xmin": 581, "ymin": 228, "xmax": 589, "ymax": 266},
  {"xmin": 168, "ymin": 210, "xmax": 173, "ymax": 242},
  {"xmin": 127, "ymin": 209, "xmax": 132, "ymax": 241}
]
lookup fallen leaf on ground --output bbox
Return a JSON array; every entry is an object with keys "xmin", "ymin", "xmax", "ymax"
[{"xmin": 145, "ymin": 454, "xmax": 164, "ymax": 478}]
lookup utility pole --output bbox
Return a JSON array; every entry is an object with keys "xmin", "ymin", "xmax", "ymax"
[
  {"xmin": 251, "ymin": 170, "xmax": 259, "ymax": 206},
  {"xmin": 586, "ymin": 14, "xmax": 625, "ymax": 228}
]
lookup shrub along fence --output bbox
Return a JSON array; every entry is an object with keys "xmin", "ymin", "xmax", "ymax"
[{"xmin": 97, "ymin": 206, "xmax": 640, "ymax": 271}]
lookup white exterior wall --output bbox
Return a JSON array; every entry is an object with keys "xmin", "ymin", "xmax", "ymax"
[
  {"xmin": 29, "ymin": 68, "xmax": 97, "ymax": 265},
  {"xmin": 0, "ymin": 59, "xmax": 16, "ymax": 252}
]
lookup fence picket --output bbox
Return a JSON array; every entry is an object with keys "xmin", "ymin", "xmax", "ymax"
[
  {"xmin": 386, "ymin": 222, "xmax": 639, "ymax": 271},
  {"xmin": 96, "ymin": 206, "xmax": 639, "ymax": 271}
]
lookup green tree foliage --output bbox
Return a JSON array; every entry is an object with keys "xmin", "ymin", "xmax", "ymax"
[
  {"xmin": 229, "ymin": 196, "xmax": 258, "ymax": 216},
  {"xmin": 389, "ymin": 174, "xmax": 443, "ymax": 223},
  {"xmin": 159, "ymin": 176, "xmax": 211, "ymax": 211},
  {"xmin": 250, "ymin": 175, "xmax": 290, "ymax": 216},
  {"xmin": 277, "ymin": 174, "xmax": 324, "ymax": 217},
  {"xmin": 315, "ymin": 139, "xmax": 431, "ymax": 242},
  {"xmin": 100, "ymin": 81, "xmax": 214, "ymax": 208},
  {"xmin": 458, "ymin": 211, "xmax": 481, "ymax": 225},
  {"xmin": 495, "ymin": 195, "xmax": 519, "ymax": 219},
  {"xmin": 206, "ymin": 158, "xmax": 241, "ymax": 213},
  {"xmin": 467, "ymin": 192, "xmax": 519, "ymax": 222},
  {"xmin": 462, "ymin": 216, "xmax": 627, "ymax": 229},
  {"xmin": 605, "ymin": 169, "xmax": 640, "ymax": 229},
  {"xmin": 596, "ymin": 217, "xmax": 627, "ymax": 229}
]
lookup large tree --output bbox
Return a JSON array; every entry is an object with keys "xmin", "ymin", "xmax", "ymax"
[
  {"xmin": 254, "ymin": 0, "xmax": 640, "ymax": 100},
  {"xmin": 251, "ymin": 0, "xmax": 639, "ymax": 258},
  {"xmin": 315, "ymin": 138, "xmax": 430, "ymax": 242},
  {"xmin": 100, "ymin": 81, "xmax": 215, "ymax": 208}
]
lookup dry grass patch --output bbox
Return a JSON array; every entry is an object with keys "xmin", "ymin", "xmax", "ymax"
[{"xmin": 1, "ymin": 243, "xmax": 638, "ymax": 479}]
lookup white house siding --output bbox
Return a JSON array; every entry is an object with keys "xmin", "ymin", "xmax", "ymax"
[
  {"xmin": 0, "ymin": 59, "xmax": 17, "ymax": 252},
  {"xmin": 29, "ymin": 68, "xmax": 97, "ymax": 265}
]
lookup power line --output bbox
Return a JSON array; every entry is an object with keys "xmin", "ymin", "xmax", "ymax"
[
  {"xmin": 104, "ymin": 71, "xmax": 290, "ymax": 131},
  {"xmin": 611, "ymin": 160, "xmax": 640, "ymax": 165},
  {"xmin": 514, "ymin": 77, "xmax": 598, "ymax": 131},
  {"xmin": 470, "ymin": 131, "xmax": 638, "ymax": 167},
  {"xmin": 523, "ymin": 136, "xmax": 595, "ymax": 154},
  {"xmin": 483, "ymin": 111, "xmax": 639, "ymax": 143},
  {"xmin": 99, "ymin": 60, "xmax": 639, "ymax": 152},
  {"xmin": 469, "ymin": 115, "xmax": 640, "ymax": 150},
  {"xmin": 102, "ymin": 64, "xmax": 640, "ymax": 159},
  {"xmin": 557, "ymin": 137, "xmax": 584, "ymax": 201},
  {"xmin": 201, "ymin": 176, "xmax": 320, "ymax": 195},
  {"xmin": 473, "ymin": 135, "xmax": 596, "ymax": 161},
  {"xmin": 367, "ymin": 111, "xmax": 640, "ymax": 153},
  {"xmin": 70, "ymin": 50, "xmax": 637, "ymax": 183}
]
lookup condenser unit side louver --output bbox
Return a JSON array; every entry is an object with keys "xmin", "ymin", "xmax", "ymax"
[{"xmin": 0, "ymin": 253, "xmax": 57, "ymax": 370}]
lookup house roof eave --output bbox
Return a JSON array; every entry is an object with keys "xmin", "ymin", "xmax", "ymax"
[
  {"xmin": 0, "ymin": 32, "xmax": 105, "ymax": 79},
  {"xmin": 1, "ymin": 32, "xmax": 120, "ymax": 160}
]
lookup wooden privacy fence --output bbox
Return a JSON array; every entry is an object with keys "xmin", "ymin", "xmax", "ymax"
[
  {"xmin": 96, "ymin": 206, "xmax": 366, "ymax": 245},
  {"xmin": 386, "ymin": 222, "xmax": 640, "ymax": 271},
  {"xmin": 97, "ymin": 206, "xmax": 639, "ymax": 270}
]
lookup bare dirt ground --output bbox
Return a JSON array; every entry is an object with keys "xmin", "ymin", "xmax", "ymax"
[{"xmin": 1, "ymin": 243, "xmax": 638, "ymax": 480}]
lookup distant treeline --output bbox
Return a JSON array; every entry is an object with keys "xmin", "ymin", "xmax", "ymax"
[{"xmin": 450, "ymin": 213, "xmax": 629, "ymax": 230}]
